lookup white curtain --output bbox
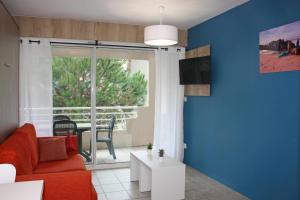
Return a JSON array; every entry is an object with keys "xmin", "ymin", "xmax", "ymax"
[
  {"xmin": 19, "ymin": 38, "xmax": 53, "ymax": 136},
  {"xmin": 154, "ymin": 47, "xmax": 185, "ymax": 161}
]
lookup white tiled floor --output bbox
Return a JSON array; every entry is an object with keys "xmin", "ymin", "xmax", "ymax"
[
  {"xmin": 92, "ymin": 166, "xmax": 249, "ymax": 200},
  {"xmin": 92, "ymin": 168, "xmax": 150, "ymax": 200}
]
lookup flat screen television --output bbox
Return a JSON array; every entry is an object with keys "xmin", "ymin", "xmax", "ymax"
[{"xmin": 179, "ymin": 56, "xmax": 211, "ymax": 85}]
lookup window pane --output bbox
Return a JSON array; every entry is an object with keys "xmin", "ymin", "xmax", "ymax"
[
  {"xmin": 95, "ymin": 48, "xmax": 154, "ymax": 165},
  {"xmin": 52, "ymin": 46, "xmax": 93, "ymax": 164}
]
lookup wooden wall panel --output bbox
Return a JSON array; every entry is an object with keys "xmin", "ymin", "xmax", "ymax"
[
  {"xmin": 16, "ymin": 16, "xmax": 187, "ymax": 46},
  {"xmin": 185, "ymin": 85, "xmax": 210, "ymax": 96},
  {"xmin": 178, "ymin": 29, "xmax": 187, "ymax": 48},
  {"xmin": 51, "ymin": 19, "xmax": 72, "ymax": 39},
  {"xmin": 136, "ymin": 26, "xmax": 144, "ymax": 43},
  {"xmin": 18, "ymin": 17, "xmax": 52, "ymax": 38},
  {"xmin": 71, "ymin": 20, "xmax": 95, "ymax": 40},
  {"xmin": 34, "ymin": 18, "xmax": 53, "ymax": 38},
  {"xmin": 185, "ymin": 45, "xmax": 211, "ymax": 96},
  {"xmin": 186, "ymin": 44, "xmax": 210, "ymax": 58}
]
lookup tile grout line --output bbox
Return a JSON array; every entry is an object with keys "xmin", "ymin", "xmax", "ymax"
[{"xmin": 94, "ymin": 169, "xmax": 149, "ymax": 200}]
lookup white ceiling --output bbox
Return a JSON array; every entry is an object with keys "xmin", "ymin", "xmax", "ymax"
[{"xmin": 2, "ymin": 0, "xmax": 249, "ymax": 29}]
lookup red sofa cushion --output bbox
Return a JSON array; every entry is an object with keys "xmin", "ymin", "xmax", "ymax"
[
  {"xmin": 66, "ymin": 135, "xmax": 78, "ymax": 153},
  {"xmin": 33, "ymin": 154, "xmax": 85, "ymax": 174},
  {"xmin": 39, "ymin": 137, "xmax": 68, "ymax": 162},
  {"xmin": 16, "ymin": 171, "xmax": 96, "ymax": 200},
  {"xmin": 0, "ymin": 150, "xmax": 17, "ymax": 166},
  {"xmin": 15, "ymin": 123, "xmax": 39, "ymax": 169},
  {"xmin": 0, "ymin": 131, "xmax": 33, "ymax": 175},
  {"xmin": 37, "ymin": 136, "xmax": 78, "ymax": 155}
]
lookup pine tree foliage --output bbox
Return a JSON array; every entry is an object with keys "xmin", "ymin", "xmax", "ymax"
[{"xmin": 52, "ymin": 56, "xmax": 148, "ymax": 107}]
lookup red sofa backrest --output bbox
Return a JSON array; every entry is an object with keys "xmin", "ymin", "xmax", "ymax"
[
  {"xmin": 15, "ymin": 123, "xmax": 39, "ymax": 168},
  {"xmin": 0, "ymin": 123, "xmax": 38, "ymax": 175}
]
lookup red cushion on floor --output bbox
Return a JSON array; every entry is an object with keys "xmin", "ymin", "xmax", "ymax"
[{"xmin": 33, "ymin": 154, "xmax": 85, "ymax": 174}]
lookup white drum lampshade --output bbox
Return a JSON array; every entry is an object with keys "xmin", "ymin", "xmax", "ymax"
[{"xmin": 144, "ymin": 25, "xmax": 178, "ymax": 46}]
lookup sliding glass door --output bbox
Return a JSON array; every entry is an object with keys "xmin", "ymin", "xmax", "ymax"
[
  {"xmin": 95, "ymin": 48, "xmax": 155, "ymax": 165},
  {"xmin": 52, "ymin": 46, "xmax": 94, "ymax": 164},
  {"xmin": 51, "ymin": 44, "xmax": 155, "ymax": 166}
]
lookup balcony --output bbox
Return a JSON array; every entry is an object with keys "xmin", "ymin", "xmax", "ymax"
[
  {"xmin": 25, "ymin": 106, "xmax": 153, "ymax": 164},
  {"xmin": 53, "ymin": 106, "xmax": 139, "ymax": 130}
]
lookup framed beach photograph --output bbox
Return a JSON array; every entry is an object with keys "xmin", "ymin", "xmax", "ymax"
[{"xmin": 259, "ymin": 20, "xmax": 300, "ymax": 73}]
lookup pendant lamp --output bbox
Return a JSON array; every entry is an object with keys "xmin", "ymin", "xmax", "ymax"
[{"xmin": 144, "ymin": 6, "xmax": 178, "ymax": 46}]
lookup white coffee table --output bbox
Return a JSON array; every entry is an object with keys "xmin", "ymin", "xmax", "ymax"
[
  {"xmin": 0, "ymin": 180, "xmax": 44, "ymax": 200},
  {"xmin": 130, "ymin": 150, "xmax": 185, "ymax": 200}
]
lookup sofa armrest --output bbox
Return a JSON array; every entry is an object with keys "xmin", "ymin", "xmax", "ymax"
[
  {"xmin": 16, "ymin": 170, "xmax": 96, "ymax": 200},
  {"xmin": 37, "ymin": 135, "xmax": 78, "ymax": 154}
]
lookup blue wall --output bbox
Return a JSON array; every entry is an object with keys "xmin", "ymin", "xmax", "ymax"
[{"xmin": 184, "ymin": 0, "xmax": 300, "ymax": 199}]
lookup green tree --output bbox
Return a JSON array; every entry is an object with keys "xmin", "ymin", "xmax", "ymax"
[{"xmin": 52, "ymin": 56, "xmax": 147, "ymax": 107}]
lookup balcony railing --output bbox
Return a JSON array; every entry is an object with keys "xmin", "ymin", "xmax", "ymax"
[{"xmin": 24, "ymin": 106, "xmax": 138, "ymax": 130}]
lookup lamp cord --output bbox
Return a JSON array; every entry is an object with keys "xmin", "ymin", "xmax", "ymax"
[{"xmin": 159, "ymin": 5, "xmax": 165, "ymax": 25}]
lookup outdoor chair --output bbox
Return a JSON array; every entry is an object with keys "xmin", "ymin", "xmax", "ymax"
[
  {"xmin": 96, "ymin": 115, "xmax": 116, "ymax": 159},
  {"xmin": 53, "ymin": 120, "xmax": 77, "ymax": 136},
  {"xmin": 53, "ymin": 115, "xmax": 71, "ymax": 122}
]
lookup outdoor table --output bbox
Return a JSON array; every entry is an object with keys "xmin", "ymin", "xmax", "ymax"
[
  {"xmin": 76, "ymin": 123, "xmax": 108, "ymax": 162},
  {"xmin": 77, "ymin": 123, "xmax": 92, "ymax": 162}
]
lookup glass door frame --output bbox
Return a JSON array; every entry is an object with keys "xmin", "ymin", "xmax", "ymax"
[
  {"xmin": 90, "ymin": 46, "xmax": 97, "ymax": 167},
  {"xmin": 51, "ymin": 43, "xmax": 96, "ymax": 166},
  {"xmin": 51, "ymin": 40, "xmax": 156, "ymax": 169},
  {"xmin": 91, "ymin": 46, "xmax": 156, "ymax": 169}
]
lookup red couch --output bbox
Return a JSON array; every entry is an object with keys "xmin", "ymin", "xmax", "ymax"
[{"xmin": 0, "ymin": 123, "xmax": 97, "ymax": 200}]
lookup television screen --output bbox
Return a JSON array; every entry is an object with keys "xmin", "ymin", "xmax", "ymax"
[{"xmin": 179, "ymin": 56, "xmax": 211, "ymax": 85}]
